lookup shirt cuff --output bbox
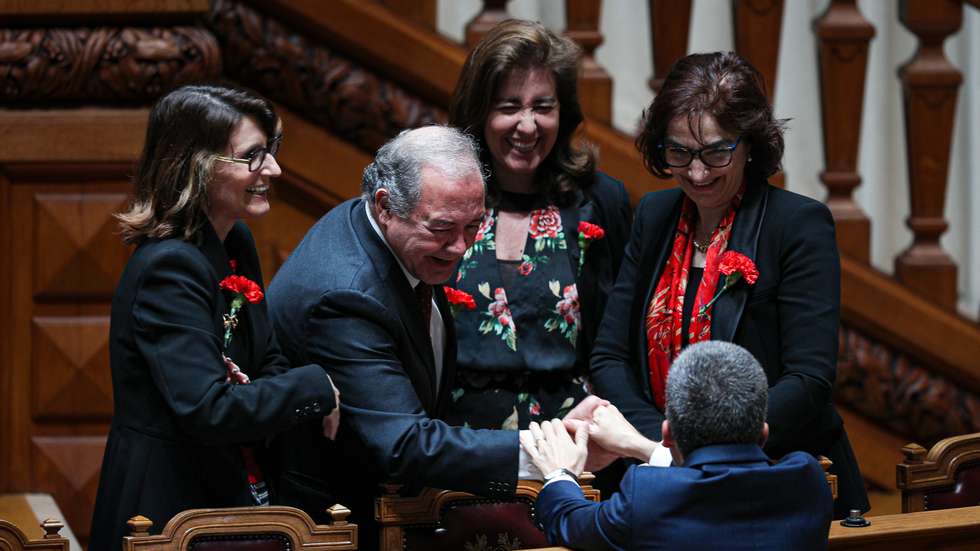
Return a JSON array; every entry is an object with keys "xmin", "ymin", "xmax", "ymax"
[
  {"xmin": 648, "ymin": 443, "xmax": 672, "ymax": 466},
  {"xmin": 542, "ymin": 474, "xmax": 578, "ymax": 488},
  {"xmin": 518, "ymin": 430, "xmax": 543, "ymax": 480}
]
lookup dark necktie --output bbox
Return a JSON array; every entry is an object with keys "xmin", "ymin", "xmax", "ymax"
[{"xmin": 415, "ymin": 282, "xmax": 433, "ymax": 339}]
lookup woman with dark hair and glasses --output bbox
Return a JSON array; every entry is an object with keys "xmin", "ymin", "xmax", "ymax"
[
  {"xmin": 89, "ymin": 84, "xmax": 340, "ymax": 547},
  {"xmin": 443, "ymin": 19, "xmax": 631, "ymax": 432},
  {"xmin": 588, "ymin": 51, "xmax": 869, "ymax": 518}
]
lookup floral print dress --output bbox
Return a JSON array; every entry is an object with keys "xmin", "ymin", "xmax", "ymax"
[{"xmin": 444, "ymin": 193, "xmax": 600, "ymax": 430}]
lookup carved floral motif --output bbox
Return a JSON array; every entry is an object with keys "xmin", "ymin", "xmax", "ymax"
[
  {"xmin": 207, "ymin": 0, "xmax": 446, "ymax": 153},
  {"xmin": 836, "ymin": 324, "xmax": 980, "ymax": 447},
  {"xmin": 0, "ymin": 27, "xmax": 220, "ymax": 101}
]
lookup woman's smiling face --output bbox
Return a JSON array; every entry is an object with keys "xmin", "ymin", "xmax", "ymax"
[
  {"xmin": 484, "ymin": 66, "xmax": 560, "ymax": 186},
  {"xmin": 666, "ymin": 113, "xmax": 748, "ymax": 215}
]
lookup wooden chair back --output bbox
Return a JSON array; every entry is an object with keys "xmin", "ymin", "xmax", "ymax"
[
  {"xmin": 0, "ymin": 518, "xmax": 69, "ymax": 551},
  {"xmin": 375, "ymin": 474, "xmax": 600, "ymax": 551},
  {"xmin": 897, "ymin": 432, "xmax": 980, "ymax": 513},
  {"xmin": 122, "ymin": 504, "xmax": 357, "ymax": 550}
]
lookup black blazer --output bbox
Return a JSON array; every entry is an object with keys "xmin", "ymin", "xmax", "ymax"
[
  {"xmin": 267, "ymin": 199, "xmax": 519, "ymax": 540},
  {"xmin": 89, "ymin": 221, "xmax": 334, "ymax": 550},
  {"xmin": 590, "ymin": 180, "xmax": 868, "ymax": 513}
]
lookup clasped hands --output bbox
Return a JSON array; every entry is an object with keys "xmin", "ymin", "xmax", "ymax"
[{"xmin": 520, "ymin": 396, "xmax": 661, "ymax": 479}]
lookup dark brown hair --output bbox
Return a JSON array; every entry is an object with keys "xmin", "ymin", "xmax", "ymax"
[
  {"xmin": 117, "ymin": 84, "xmax": 278, "ymax": 245},
  {"xmin": 449, "ymin": 19, "xmax": 596, "ymax": 205},
  {"xmin": 636, "ymin": 51, "xmax": 786, "ymax": 180}
]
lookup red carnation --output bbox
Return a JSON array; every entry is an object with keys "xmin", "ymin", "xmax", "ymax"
[
  {"xmin": 443, "ymin": 286, "xmax": 477, "ymax": 313},
  {"xmin": 577, "ymin": 221, "xmax": 605, "ymax": 241},
  {"xmin": 698, "ymin": 251, "xmax": 759, "ymax": 318},
  {"xmin": 219, "ymin": 273, "xmax": 264, "ymax": 352},
  {"xmin": 219, "ymin": 275, "xmax": 264, "ymax": 304},
  {"xmin": 718, "ymin": 251, "xmax": 759, "ymax": 285},
  {"xmin": 576, "ymin": 221, "xmax": 606, "ymax": 275}
]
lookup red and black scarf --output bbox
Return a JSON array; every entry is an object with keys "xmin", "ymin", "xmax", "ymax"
[{"xmin": 644, "ymin": 190, "xmax": 743, "ymax": 409}]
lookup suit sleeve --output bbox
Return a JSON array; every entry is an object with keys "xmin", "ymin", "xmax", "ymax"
[
  {"xmin": 305, "ymin": 289, "xmax": 519, "ymax": 497},
  {"xmin": 131, "ymin": 247, "xmax": 335, "ymax": 444},
  {"xmin": 536, "ymin": 470, "xmax": 636, "ymax": 550},
  {"xmin": 766, "ymin": 200, "xmax": 839, "ymax": 451},
  {"xmin": 589, "ymin": 195, "xmax": 665, "ymax": 440}
]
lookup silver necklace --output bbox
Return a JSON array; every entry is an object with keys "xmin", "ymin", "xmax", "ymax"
[{"xmin": 692, "ymin": 237, "xmax": 710, "ymax": 254}]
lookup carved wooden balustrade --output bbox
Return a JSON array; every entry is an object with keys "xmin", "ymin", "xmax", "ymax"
[{"xmin": 1, "ymin": 0, "xmax": 979, "ymax": 545}]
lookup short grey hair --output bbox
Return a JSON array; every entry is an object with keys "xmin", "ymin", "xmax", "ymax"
[
  {"xmin": 665, "ymin": 341, "xmax": 768, "ymax": 457},
  {"xmin": 361, "ymin": 125, "xmax": 486, "ymax": 218}
]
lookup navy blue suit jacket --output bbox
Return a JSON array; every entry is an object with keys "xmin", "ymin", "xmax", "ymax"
[
  {"xmin": 267, "ymin": 199, "xmax": 519, "ymax": 538},
  {"xmin": 537, "ymin": 444, "xmax": 833, "ymax": 550}
]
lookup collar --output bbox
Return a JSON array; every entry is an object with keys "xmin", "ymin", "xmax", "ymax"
[
  {"xmin": 682, "ymin": 443, "xmax": 771, "ymax": 469},
  {"xmin": 364, "ymin": 200, "xmax": 420, "ymax": 288}
]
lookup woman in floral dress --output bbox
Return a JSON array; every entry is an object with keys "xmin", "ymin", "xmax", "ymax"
[{"xmin": 444, "ymin": 19, "xmax": 631, "ymax": 430}]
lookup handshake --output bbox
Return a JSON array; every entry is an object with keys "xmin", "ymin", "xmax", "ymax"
[{"xmin": 520, "ymin": 396, "xmax": 673, "ymax": 480}]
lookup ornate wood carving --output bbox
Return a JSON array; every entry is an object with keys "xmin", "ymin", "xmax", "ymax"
[
  {"xmin": 208, "ymin": 0, "xmax": 445, "ymax": 154},
  {"xmin": 647, "ymin": 0, "xmax": 692, "ymax": 94},
  {"xmin": 464, "ymin": 0, "xmax": 511, "ymax": 49},
  {"xmin": 814, "ymin": 0, "xmax": 875, "ymax": 263},
  {"xmin": 733, "ymin": 0, "xmax": 784, "ymax": 102},
  {"xmin": 565, "ymin": 0, "xmax": 612, "ymax": 125},
  {"xmin": 836, "ymin": 324, "xmax": 980, "ymax": 448},
  {"xmin": 0, "ymin": 26, "xmax": 219, "ymax": 102},
  {"xmin": 894, "ymin": 0, "xmax": 962, "ymax": 310}
]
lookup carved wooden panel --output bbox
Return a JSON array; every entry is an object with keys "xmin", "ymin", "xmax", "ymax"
[
  {"xmin": 30, "ymin": 435, "xmax": 107, "ymax": 546},
  {"xmin": 0, "ymin": 27, "xmax": 219, "ymax": 102},
  {"xmin": 836, "ymin": 323, "xmax": 980, "ymax": 447},
  {"xmin": 33, "ymin": 193, "xmax": 130, "ymax": 300},
  {"xmin": 3, "ymin": 176, "xmax": 131, "ymax": 549},
  {"xmin": 32, "ymin": 316, "xmax": 112, "ymax": 421}
]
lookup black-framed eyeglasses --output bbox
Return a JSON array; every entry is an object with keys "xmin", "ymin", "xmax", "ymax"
[
  {"xmin": 215, "ymin": 135, "xmax": 282, "ymax": 172},
  {"xmin": 658, "ymin": 136, "xmax": 741, "ymax": 169}
]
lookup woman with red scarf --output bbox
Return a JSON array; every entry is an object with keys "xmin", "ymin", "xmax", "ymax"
[{"xmin": 589, "ymin": 51, "xmax": 868, "ymax": 518}]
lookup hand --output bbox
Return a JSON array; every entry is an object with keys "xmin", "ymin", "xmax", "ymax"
[
  {"xmin": 321, "ymin": 378, "xmax": 341, "ymax": 440},
  {"xmin": 561, "ymin": 395, "xmax": 609, "ymax": 425},
  {"xmin": 223, "ymin": 355, "xmax": 251, "ymax": 385},
  {"xmin": 561, "ymin": 395, "xmax": 617, "ymax": 472},
  {"xmin": 521, "ymin": 419, "xmax": 589, "ymax": 477},
  {"xmin": 589, "ymin": 405, "xmax": 659, "ymax": 462}
]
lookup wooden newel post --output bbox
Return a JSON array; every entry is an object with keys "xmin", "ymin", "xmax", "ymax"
[
  {"xmin": 814, "ymin": 0, "xmax": 875, "ymax": 263},
  {"xmin": 895, "ymin": 0, "xmax": 962, "ymax": 310},
  {"xmin": 647, "ymin": 0, "xmax": 692, "ymax": 94},
  {"xmin": 565, "ymin": 0, "xmax": 612, "ymax": 125},
  {"xmin": 465, "ymin": 0, "xmax": 511, "ymax": 49}
]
